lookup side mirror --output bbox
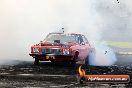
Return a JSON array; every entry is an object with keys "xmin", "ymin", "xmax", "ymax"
[{"xmin": 81, "ymin": 42, "xmax": 85, "ymax": 45}]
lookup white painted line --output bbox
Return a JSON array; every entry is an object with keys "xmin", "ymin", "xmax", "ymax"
[
  {"xmin": 118, "ymin": 52, "xmax": 132, "ymax": 55},
  {"xmin": 16, "ymin": 74, "xmax": 74, "ymax": 77},
  {"xmin": 17, "ymin": 74, "xmax": 34, "ymax": 76},
  {"xmin": 0, "ymin": 73, "xmax": 10, "ymax": 75}
]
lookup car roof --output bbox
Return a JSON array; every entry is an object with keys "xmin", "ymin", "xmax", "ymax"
[{"xmin": 49, "ymin": 32, "xmax": 82, "ymax": 35}]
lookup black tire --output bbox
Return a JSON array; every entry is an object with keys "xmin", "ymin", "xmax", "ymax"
[
  {"xmin": 71, "ymin": 59, "xmax": 76, "ymax": 67},
  {"xmin": 63, "ymin": 61, "xmax": 70, "ymax": 66},
  {"xmin": 71, "ymin": 51, "xmax": 78, "ymax": 67},
  {"xmin": 71, "ymin": 61, "xmax": 76, "ymax": 67},
  {"xmin": 51, "ymin": 60, "xmax": 55, "ymax": 63},
  {"xmin": 34, "ymin": 58, "xmax": 39, "ymax": 65}
]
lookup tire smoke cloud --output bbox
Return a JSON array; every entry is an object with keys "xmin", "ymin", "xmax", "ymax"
[{"xmin": 89, "ymin": 43, "xmax": 117, "ymax": 66}]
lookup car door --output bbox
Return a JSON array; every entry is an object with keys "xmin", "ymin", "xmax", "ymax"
[
  {"xmin": 76, "ymin": 35, "xmax": 86, "ymax": 60},
  {"xmin": 72, "ymin": 34, "xmax": 83, "ymax": 61},
  {"xmin": 81, "ymin": 35, "xmax": 91, "ymax": 60}
]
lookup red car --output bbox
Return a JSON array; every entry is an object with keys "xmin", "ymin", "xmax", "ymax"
[{"xmin": 29, "ymin": 32, "xmax": 94, "ymax": 66}]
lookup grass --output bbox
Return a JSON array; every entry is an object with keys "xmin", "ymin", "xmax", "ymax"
[{"xmin": 107, "ymin": 41, "xmax": 132, "ymax": 48}]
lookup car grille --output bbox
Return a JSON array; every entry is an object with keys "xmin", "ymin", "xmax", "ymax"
[{"xmin": 41, "ymin": 48, "xmax": 62, "ymax": 55}]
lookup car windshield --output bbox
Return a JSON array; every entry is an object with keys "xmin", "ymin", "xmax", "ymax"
[{"xmin": 44, "ymin": 34, "xmax": 78, "ymax": 43}]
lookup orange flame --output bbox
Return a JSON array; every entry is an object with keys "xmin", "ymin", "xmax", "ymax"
[{"xmin": 78, "ymin": 65, "xmax": 86, "ymax": 76}]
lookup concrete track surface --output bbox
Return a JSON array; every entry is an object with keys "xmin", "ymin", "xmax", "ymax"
[{"xmin": 0, "ymin": 52, "xmax": 132, "ymax": 87}]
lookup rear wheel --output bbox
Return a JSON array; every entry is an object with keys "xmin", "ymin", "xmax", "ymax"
[
  {"xmin": 34, "ymin": 58, "xmax": 39, "ymax": 65},
  {"xmin": 85, "ymin": 49, "xmax": 95, "ymax": 66}
]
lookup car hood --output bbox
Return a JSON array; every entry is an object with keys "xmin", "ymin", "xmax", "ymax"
[{"xmin": 39, "ymin": 42, "xmax": 76, "ymax": 48}]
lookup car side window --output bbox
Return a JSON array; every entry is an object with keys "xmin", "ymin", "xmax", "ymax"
[
  {"xmin": 75, "ymin": 35, "xmax": 82, "ymax": 44},
  {"xmin": 82, "ymin": 35, "xmax": 89, "ymax": 44},
  {"xmin": 75, "ymin": 35, "xmax": 80, "ymax": 44},
  {"xmin": 79, "ymin": 35, "xmax": 84, "ymax": 44}
]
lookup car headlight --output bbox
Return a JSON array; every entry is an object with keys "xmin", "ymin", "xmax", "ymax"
[
  {"xmin": 33, "ymin": 48, "xmax": 39, "ymax": 52},
  {"xmin": 63, "ymin": 49, "xmax": 70, "ymax": 55}
]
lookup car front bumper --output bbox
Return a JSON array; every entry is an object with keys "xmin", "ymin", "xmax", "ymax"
[{"xmin": 29, "ymin": 54, "xmax": 74, "ymax": 61}]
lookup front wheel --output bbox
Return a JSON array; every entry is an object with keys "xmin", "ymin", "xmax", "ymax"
[
  {"xmin": 70, "ymin": 59, "xmax": 76, "ymax": 67},
  {"xmin": 71, "ymin": 51, "xmax": 78, "ymax": 67},
  {"xmin": 34, "ymin": 58, "xmax": 39, "ymax": 65}
]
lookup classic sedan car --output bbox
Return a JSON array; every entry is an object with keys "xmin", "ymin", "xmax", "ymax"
[{"xmin": 29, "ymin": 32, "xmax": 94, "ymax": 66}]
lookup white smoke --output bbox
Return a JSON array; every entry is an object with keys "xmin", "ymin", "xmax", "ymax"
[
  {"xmin": 0, "ymin": 0, "xmax": 131, "ymax": 65},
  {"xmin": 87, "ymin": 0, "xmax": 132, "ymax": 66},
  {"xmin": 89, "ymin": 42, "xmax": 117, "ymax": 66}
]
